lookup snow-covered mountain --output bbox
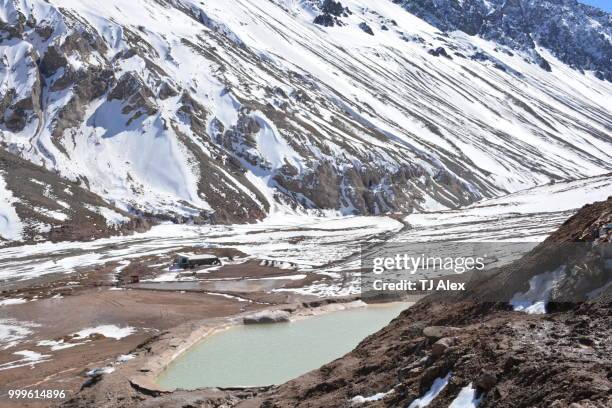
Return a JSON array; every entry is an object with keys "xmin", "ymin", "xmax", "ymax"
[
  {"xmin": 0, "ymin": 148, "xmax": 147, "ymax": 245},
  {"xmin": 394, "ymin": 0, "xmax": 612, "ymax": 81},
  {"xmin": 0, "ymin": 0, "xmax": 610, "ymax": 231}
]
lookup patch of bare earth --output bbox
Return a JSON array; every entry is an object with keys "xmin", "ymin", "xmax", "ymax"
[{"xmin": 0, "ymin": 248, "xmax": 322, "ymax": 408}]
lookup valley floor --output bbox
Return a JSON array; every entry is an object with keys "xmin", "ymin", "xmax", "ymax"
[{"xmin": 0, "ymin": 175, "xmax": 609, "ymax": 407}]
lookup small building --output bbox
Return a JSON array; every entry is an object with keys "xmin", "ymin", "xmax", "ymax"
[
  {"xmin": 130, "ymin": 275, "xmax": 140, "ymax": 284},
  {"xmin": 174, "ymin": 253, "xmax": 221, "ymax": 269}
]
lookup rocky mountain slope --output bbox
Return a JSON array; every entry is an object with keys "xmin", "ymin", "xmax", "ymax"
[
  {"xmin": 393, "ymin": 0, "xmax": 612, "ymax": 81},
  {"xmin": 60, "ymin": 198, "xmax": 610, "ymax": 407},
  {"xmin": 0, "ymin": 148, "xmax": 148, "ymax": 245},
  {"xmin": 0, "ymin": 0, "xmax": 611, "ymax": 230}
]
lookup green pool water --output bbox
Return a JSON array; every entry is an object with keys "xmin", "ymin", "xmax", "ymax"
[{"xmin": 156, "ymin": 303, "xmax": 408, "ymax": 389}]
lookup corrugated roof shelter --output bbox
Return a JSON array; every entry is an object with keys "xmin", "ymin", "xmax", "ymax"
[{"xmin": 174, "ymin": 253, "xmax": 221, "ymax": 269}]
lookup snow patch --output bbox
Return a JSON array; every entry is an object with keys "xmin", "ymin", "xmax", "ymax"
[
  {"xmin": 257, "ymin": 274, "xmax": 306, "ymax": 281},
  {"xmin": 34, "ymin": 207, "xmax": 68, "ymax": 221},
  {"xmin": 0, "ymin": 350, "xmax": 50, "ymax": 371},
  {"xmin": 510, "ymin": 266, "xmax": 566, "ymax": 314},
  {"xmin": 0, "ymin": 298, "xmax": 27, "ymax": 306},
  {"xmin": 151, "ymin": 272, "xmax": 179, "ymax": 282},
  {"xmin": 351, "ymin": 389, "xmax": 394, "ymax": 404},
  {"xmin": 13, "ymin": 350, "xmax": 47, "ymax": 361},
  {"xmin": 74, "ymin": 325, "xmax": 136, "ymax": 340},
  {"xmin": 0, "ymin": 319, "xmax": 38, "ymax": 350},
  {"xmin": 37, "ymin": 339, "xmax": 83, "ymax": 351},
  {"xmin": 84, "ymin": 205, "xmax": 130, "ymax": 226},
  {"xmin": 117, "ymin": 354, "xmax": 136, "ymax": 362},
  {"xmin": 38, "ymin": 324, "xmax": 136, "ymax": 351},
  {"xmin": 0, "ymin": 171, "xmax": 23, "ymax": 241},
  {"xmin": 448, "ymin": 383, "xmax": 481, "ymax": 408},
  {"xmin": 86, "ymin": 366, "xmax": 115, "ymax": 376},
  {"xmin": 204, "ymin": 292, "xmax": 251, "ymax": 302},
  {"xmin": 253, "ymin": 112, "xmax": 303, "ymax": 171},
  {"xmin": 408, "ymin": 372, "xmax": 451, "ymax": 408}
]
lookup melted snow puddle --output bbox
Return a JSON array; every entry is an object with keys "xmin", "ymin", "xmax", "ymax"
[{"xmin": 156, "ymin": 303, "xmax": 408, "ymax": 389}]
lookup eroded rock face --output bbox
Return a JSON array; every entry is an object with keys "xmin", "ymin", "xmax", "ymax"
[
  {"xmin": 0, "ymin": 45, "xmax": 42, "ymax": 133},
  {"xmin": 108, "ymin": 72, "xmax": 158, "ymax": 119},
  {"xmin": 321, "ymin": 0, "xmax": 347, "ymax": 16},
  {"xmin": 0, "ymin": 0, "xmax": 272, "ymax": 224},
  {"xmin": 313, "ymin": 0, "xmax": 351, "ymax": 27},
  {"xmin": 40, "ymin": 45, "xmax": 67, "ymax": 77}
]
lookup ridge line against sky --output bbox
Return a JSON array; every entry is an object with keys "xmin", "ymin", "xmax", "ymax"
[{"xmin": 580, "ymin": 0, "xmax": 612, "ymax": 12}]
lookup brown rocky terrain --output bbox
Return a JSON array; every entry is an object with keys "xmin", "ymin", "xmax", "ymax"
[
  {"xmin": 0, "ymin": 249, "xmax": 324, "ymax": 408},
  {"xmin": 58, "ymin": 198, "xmax": 611, "ymax": 407},
  {"xmin": 0, "ymin": 148, "xmax": 150, "ymax": 246}
]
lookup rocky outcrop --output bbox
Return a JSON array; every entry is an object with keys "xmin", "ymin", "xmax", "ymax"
[
  {"xmin": 313, "ymin": 0, "xmax": 351, "ymax": 27},
  {"xmin": 243, "ymin": 310, "xmax": 291, "ymax": 324},
  {"xmin": 428, "ymin": 46, "xmax": 451, "ymax": 58},
  {"xmin": 108, "ymin": 72, "xmax": 158, "ymax": 123},
  {"xmin": 0, "ymin": 46, "xmax": 42, "ymax": 133},
  {"xmin": 358, "ymin": 22, "xmax": 374, "ymax": 35}
]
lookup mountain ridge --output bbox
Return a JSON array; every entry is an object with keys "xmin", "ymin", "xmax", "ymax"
[{"xmin": 392, "ymin": 0, "xmax": 612, "ymax": 80}]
